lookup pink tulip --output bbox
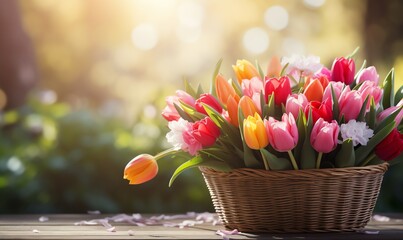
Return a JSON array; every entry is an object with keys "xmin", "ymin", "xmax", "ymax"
[
  {"xmin": 356, "ymin": 66, "xmax": 379, "ymax": 85},
  {"xmin": 162, "ymin": 90, "xmax": 195, "ymax": 121},
  {"xmin": 242, "ymin": 77, "xmax": 263, "ymax": 98},
  {"xmin": 286, "ymin": 94, "xmax": 308, "ymax": 119},
  {"xmin": 377, "ymin": 99, "xmax": 403, "ymax": 127},
  {"xmin": 314, "ymin": 67, "xmax": 331, "ymax": 79},
  {"xmin": 338, "ymin": 87, "xmax": 362, "ymax": 121},
  {"xmin": 331, "ymin": 57, "xmax": 355, "ymax": 85},
  {"xmin": 322, "ymin": 81, "xmax": 345, "ymax": 103},
  {"xmin": 357, "ymin": 81, "xmax": 383, "ymax": 111},
  {"xmin": 265, "ymin": 113, "xmax": 298, "ymax": 152},
  {"xmin": 310, "ymin": 118, "xmax": 339, "ymax": 153},
  {"xmin": 195, "ymin": 93, "xmax": 223, "ymax": 115}
]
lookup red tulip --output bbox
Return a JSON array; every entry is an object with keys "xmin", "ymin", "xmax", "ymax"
[
  {"xmin": 331, "ymin": 57, "xmax": 355, "ymax": 85},
  {"xmin": 183, "ymin": 117, "xmax": 221, "ymax": 155},
  {"xmin": 375, "ymin": 129, "xmax": 403, "ymax": 161},
  {"xmin": 123, "ymin": 154, "xmax": 158, "ymax": 185},
  {"xmin": 304, "ymin": 99, "xmax": 333, "ymax": 124},
  {"xmin": 264, "ymin": 76, "xmax": 292, "ymax": 106},
  {"xmin": 195, "ymin": 93, "xmax": 223, "ymax": 115}
]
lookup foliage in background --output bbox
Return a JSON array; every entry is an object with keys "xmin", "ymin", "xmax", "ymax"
[{"xmin": 0, "ymin": 92, "xmax": 213, "ymax": 213}]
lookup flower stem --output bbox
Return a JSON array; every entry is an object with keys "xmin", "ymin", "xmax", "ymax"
[
  {"xmin": 360, "ymin": 153, "xmax": 376, "ymax": 167},
  {"xmin": 316, "ymin": 152, "xmax": 323, "ymax": 169},
  {"xmin": 287, "ymin": 150, "xmax": 299, "ymax": 170},
  {"xmin": 260, "ymin": 150, "xmax": 270, "ymax": 170},
  {"xmin": 155, "ymin": 148, "xmax": 178, "ymax": 161}
]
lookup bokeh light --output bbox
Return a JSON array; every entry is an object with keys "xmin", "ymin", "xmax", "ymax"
[
  {"xmin": 243, "ymin": 27, "xmax": 270, "ymax": 54},
  {"xmin": 131, "ymin": 23, "xmax": 159, "ymax": 51},
  {"xmin": 264, "ymin": 5, "xmax": 289, "ymax": 31}
]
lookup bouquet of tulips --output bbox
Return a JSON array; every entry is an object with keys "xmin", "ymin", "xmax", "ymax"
[{"xmin": 124, "ymin": 50, "xmax": 403, "ymax": 186}]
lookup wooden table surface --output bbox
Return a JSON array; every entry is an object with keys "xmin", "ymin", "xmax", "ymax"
[{"xmin": 0, "ymin": 213, "xmax": 403, "ymax": 239}]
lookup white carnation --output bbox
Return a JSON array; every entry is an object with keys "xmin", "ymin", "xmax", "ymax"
[
  {"xmin": 340, "ymin": 120, "xmax": 374, "ymax": 146},
  {"xmin": 166, "ymin": 118, "xmax": 191, "ymax": 150},
  {"xmin": 281, "ymin": 55, "xmax": 323, "ymax": 77}
]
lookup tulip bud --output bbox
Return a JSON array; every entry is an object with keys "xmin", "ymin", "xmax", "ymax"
[
  {"xmin": 356, "ymin": 66, "xmax": 379, "ymax": 85},
  {"xmin": 338, "ymin": 87, "xmax": 362, "ymax": 121},
  {"xmin": 264, "ymin": 76, "xmax": 292, "ymax": 106},
  {"xmin": 286, "ymin": 94, "xmax": 308, "ymax": 120},
  {"xmin": 265, "ymin": 113, "xmax": 298, "ymax": 152},
  {"xmin": 123, "ymin": 154, "xmax": 158, "ymax": 185},
  {"xmin": 232, "ymin": 59, "xmax": 260, "ymax": 84},
  {"xmin": 239, "ymin": 96, "xmax": 260, "ymax": 118},
  {"xmin": 331, "ymin": 57, "xmax": 355, "ymax": 85},
  {"xmin": 310, "ymin": 118, "xmax": 339, "ymax": 153},
  {"xmin": 243, "ymin": 113, "xmax": 269, "ymax": 150},
  {"xmin": 303, "ymin": 76, "xmax": 328, "ymax": 102},
  {"xmin": 215, "ymin": 74, "xmax": 239, "ymax": 106}
]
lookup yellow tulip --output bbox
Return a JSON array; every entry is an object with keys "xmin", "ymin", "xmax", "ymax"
[
  {"xmin": 123, "ymin": 154, "xmax": 158, "ymax": 184},
  {"xmin": 243, "ymin": 113, "xmax": 269, "ymax": 150},
  {"xmin": 232, "ymin": 59, "xmax": 260, "ymax": 84}
]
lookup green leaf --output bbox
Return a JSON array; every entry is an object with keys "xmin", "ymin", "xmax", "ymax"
[
  {"xmin": 382, "ymin": 68, "xmax": 395, "ymax": 109},
  {"xmin": 260, "ymin": 148, "xmax": 292, "ymax": 170},
  {"xmin": 201, "ymin": 148, "xmax": 244, "ymax": 168},
  {"xmin": 203, "ymin": 104, "xmax": 243, "ymax": 149},
  {"xmin": 345, "ymin": 46, "xmax": 360, "ymax": 59},
  {"xmin": 354, "ymin": 60, "xmax": 367, "ymax": 80},
  {"xmin": 173, "ymin": 103, "xmax": 194, "ymax": 122},
  {"xmin": 196, "ymin": 84, "xmax": 204, "ymax": 97},
  {"xmin": 260, "ymin": 91, "xmax": 268, "ymax": 118},
  {"xmin": 330, "ymin": 84, "xmax": 339, "ymax": 123},
  {"xmin": 169, "ymin": 156, "xmax": 231, "ymax": 187},
  {"xmin": 355, "ymin": 121, "xmax": 396, "ymax": 165},
  {"xmin": 256, "ymin": 60, "xmax": 265, "ymax": 80},
  {"xmin": 387, "ymin": 151, "xmax": 403, "ymax": 166},
  {"xmin": 267, "ymin": 93, "xmax": 276, "ymax": 117},
  {"xmin": 335, "ymin": 139, "xmax": 355, "ymax": 168},
  {"xmin": 368, "ymin": 98, "xmax": 376, "ymax": 130},
  {"xmin": 375, "ymin": 105, "xmax": 402, "ymax": 133},
  {"xmin": 210, "ymin": 58, "xmax": 223, "ymax": 97},
  {"xmin": 280, "ymin": 62, "xmax": 289, "ymax": 76},
  {"xmin": 357, "ymin": 95, "xmax": 370, "ymax": 122},
  {"xmin": 293, "ymin": 110, "xmax": 306, "ymax": 162},
  {"xmin": 179, "ymin": 100, "xmax": 206, "ymax": 120},
  {"xmin": 301, "ymin": 109, "xmax": 316, "ymax": 169},
  {"xmin": 395, "ymin": 85, "xmax": 403, "ymax": 105},
  {"xmin": 184, "ymin": 78, "xmax": 197, "ymax": 98},
  {"xmin": 231, "ymin": 78, "xmax": 243, "ymax": 96}
]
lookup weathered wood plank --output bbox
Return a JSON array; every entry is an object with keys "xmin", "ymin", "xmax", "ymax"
[{"xmin": 0, "ymin": 214, "xmax": 402, "ymax": 240}]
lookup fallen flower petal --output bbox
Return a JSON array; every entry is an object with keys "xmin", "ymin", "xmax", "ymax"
[
  {"xmin": 32, "ymin": 229, "xmax": 40, "ymax": 233},
  {"xmin": 38, "ymin": 216, "xmax": 49, "ymax": 222},
  {"xmin": 373, "ymin": 215, "xmax": 390, "ymax": 222}
]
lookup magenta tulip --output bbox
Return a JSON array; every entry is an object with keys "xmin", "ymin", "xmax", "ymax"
[
  {"xmin": 331, "ymin": 57, "xmax": 355, "ymax": 85},
  {"xmin": 377, "ymin": 99, "xmax": 403, "ymax": 127},
  {"xmin": 322, "ymin": 81, "xmax": 345, "ymax": 103},
  {"xmin": 310, "ymin": 118, "xmax": 339, "ymax": 153},
  {"xmin": 242, "ymin": 77, "xmax": 264, "ymax": 98},
  {"xmin": 357, "ymin": 81, "xmax": 383, "ymax": 111},
  {"xmin": 182, "ymin": 117, "xmax": 221, "ymax": 155},
  {"xmin": 265, "ymin": 113, "xmax": 298, "ymax": 152}
]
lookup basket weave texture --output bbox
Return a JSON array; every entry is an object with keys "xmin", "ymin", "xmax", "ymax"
[{"xmin": 200, "ymin": 163, "xmax": 389, "ymax": 233}]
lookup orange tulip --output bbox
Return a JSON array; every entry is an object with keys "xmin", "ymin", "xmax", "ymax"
[
  {"xmin": 123, "ymin": 154, "xmax": 158, "ymax": 184},
  {"xmin": 239, "ymin": 96, "xmax": 260, "ymax": 118},
  {"xmin": 215, "ymin": 74, "xmax": 239, "ymax": 106},
  {"xmin": 232, "ymin": 59, "xmax": 260, "ymax": 84},
  {"xmin": 303, "ymin": 76, "xmax": 328, "ymax": 102},
  {"xmin": 267, "ymin": 56, "xmax": 282, "ymax": 78},
  {"xmin": 243, "ymin": 113, "xmax": 269, "ymax": 150},
  {"xmin": 227, "ymin": 95, "xmax": 240, "ymax": 127}
]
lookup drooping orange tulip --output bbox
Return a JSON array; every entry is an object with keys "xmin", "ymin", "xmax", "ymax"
[
  {"xmin": 243, "ymin": 113, "xmax": 269, "ymax": 150},
  {"xmin": 215, "ymin": 74, "xmax": 239, "ymax": 106},
  {"xmin": 232, "ymin": 59, "xmax": 260, "ymax": 84},
  {"xmin": 227, "ymin": 95, "xmax": 240, "ymax": 127},
  {"xmin": 267, "ymin": 56, "xmax": 282, "ymax": 78},
  {"xmin": 303, "ymin": 76, "xmax": 329, "ymax": 102},
  {"xmin": 239, "ymin": 96, "xmax": 260, "ymax": 118},
  {"xmin": 123, "ymin": 154, "xmax": 158, "ymax": 184}
]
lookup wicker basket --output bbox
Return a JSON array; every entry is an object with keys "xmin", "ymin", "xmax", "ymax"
[{"xmin": 200, "ymin": 163, "xmax": 389, "ymax": 233}]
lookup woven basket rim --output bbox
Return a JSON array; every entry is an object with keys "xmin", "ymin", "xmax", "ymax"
[{"xmin": 199, "ymin": 162, "xmax": 389, "ymax": 178}]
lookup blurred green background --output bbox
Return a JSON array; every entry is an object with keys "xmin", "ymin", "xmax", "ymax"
[{"xmin": 0, "ymin": 0, "xmax": 402, "ymax": 213}]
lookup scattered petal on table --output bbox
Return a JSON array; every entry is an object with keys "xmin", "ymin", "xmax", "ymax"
[
  {"xmin": 32, "ymin": 229, "xmax": 40, "ymax": 233},
  {"xmin": 128, "ymin": 230, "xmax": 135, "ymax": 236},
  {"xmin": 87, "ymin": 210, "xmax": 101, "ymax": 215},
  {"xmin": 106, "ymin": 226, "xmax": 116, "ymax": 232},
  {"xmin": 373, "ymin": 215, "xmax": 390, "ymax": 222},
  {"xmin": 364, "ymin": 230, "xmax": 380, "ymax": 235},
  {"xmin": 38, "ymin": 216, "xmax": 49, "ymax": 222}
]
